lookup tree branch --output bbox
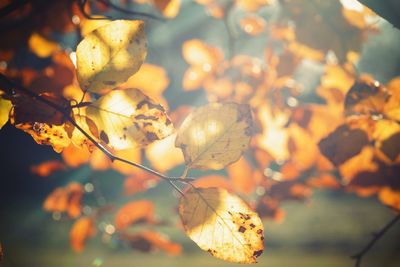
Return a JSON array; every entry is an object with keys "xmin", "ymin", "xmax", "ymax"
[
  {"xmin": 0, "ymin": 73, "xmax": 189, "ymax": 195},
  {"xmin": 351, "ymin": 213, "xmax": 400, "ymax": 267}
]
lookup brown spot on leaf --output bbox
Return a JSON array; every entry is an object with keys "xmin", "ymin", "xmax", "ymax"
[
  {"xmin": 100, "ymin": 130, "xmax": 109, "ymax": 144},
  {"xmin": 238, "ymin": 226, "xmax": 246, "ymax": 233}
]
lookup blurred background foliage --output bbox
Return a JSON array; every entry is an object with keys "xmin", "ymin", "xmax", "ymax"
[{"xmin": 0, "ymin": 0, "xmax": 400, "ymax": 266}]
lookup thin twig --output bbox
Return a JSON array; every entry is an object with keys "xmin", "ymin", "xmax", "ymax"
[
  {"xmin": 351, "ymin": 213, "xmax": 400, "ymax": 267},
  {"xmin": 0, "ymin": 73, "xmax": 186, "ymax": 195}
]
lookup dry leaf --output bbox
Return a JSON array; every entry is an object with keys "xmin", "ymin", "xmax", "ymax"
[
  {"xmin": 176, "ymin": 102, "xmax": 253, "ymax": 170},
  {"xmin": 179, "ymin": 187, "xmax": 264, "ymax": 263},
  {"xmin": 86, "ymin": 88, "xmax": 174, "ymax": 150},
  {"xmin": 76, "ymin": 20, "xmax": 147, "ymax": 93}
]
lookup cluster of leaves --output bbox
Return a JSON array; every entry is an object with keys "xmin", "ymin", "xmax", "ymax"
[{"xmin": 0, "ymin": 0, "xmax": 399, "ymax": 265}]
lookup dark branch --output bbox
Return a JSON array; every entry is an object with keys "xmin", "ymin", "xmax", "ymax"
[
  {"xmin": 351, "ymin": 213, "xmax": 400, "ymax": 267},
  {"xmin": 0, "ymin": 73, "xmax": 188, "ymax": 195}
]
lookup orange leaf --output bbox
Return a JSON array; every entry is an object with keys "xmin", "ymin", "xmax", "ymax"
[
  {"xmin": 227, "ymin": 157, "xmax": 256, "ymax": 194},
  {"xmin": 70, "ymin": 217, "xmax": 96, "ymax": 252},
  {"xmin": 31, "ymin": 160, "xmax": 66, "ymax": 177},
  {"xmin": 43, "ymin": 182, "xmax": 84, "ymax": 218},
  {"xmin": 115, "ymin": 200, "xmax": 155, "ymax": 230}
]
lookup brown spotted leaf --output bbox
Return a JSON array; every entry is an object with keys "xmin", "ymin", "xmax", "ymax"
[
  {"xmin": 175, "ymin": 102, "xmax": 253, "ymax": 170},
  {"xmin": 179, "ymin": 187, "xmax": 264, "ymax": 263},
  {"xmin": 76, "ymin": 20, "xmax": 147, "ymax": 93},
  {"xmin": 86, "ymin": 88, "xmax": 174, "ymax": 150}
]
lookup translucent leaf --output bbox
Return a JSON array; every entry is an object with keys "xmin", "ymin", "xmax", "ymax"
[
  {"xmin": 76, "ymin": 20, "xmax": 147, "ymax": 93},
  {"xmin": 179, "ymin": 187, "xmax": 264, "ymax": 263},
  {"xmin": 86, "ymin": 88, "xmax": 174, "ymax": 150},
  {"xmin": 15, "ymin": 122, "xmax": 72, "ymax": 153},
  {"xmin": 70, "ymin": 217, "xmax": 96, "ymax": 252},
  {"xmin": 175, "ymin": 102, "xmax": 253, "ymax": 170},
  {"xmin": 0, "ymin": 97, "xmax": 12, "ymax": 129}
]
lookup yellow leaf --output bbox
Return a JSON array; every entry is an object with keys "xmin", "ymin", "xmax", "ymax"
[
  {"xmin": 175, "ymin": 102, "xmax": 253, "ymax": 170},
  {"xmin": 76, "ymin": 20, "xmax": 147, "ymax": 93},
  {"xmin": 28, "ymin": 33, "xmax": 60, "ymax": 58},
  {"xmin": 179, "ymin": 187, "xmax": 264, "ymax": 263},
  {"xmin": 0, "ymin": 97, "xmax": 12, "ymax": 129},
  {"xmin": 86, "ymin": 88, "xmax": 174, "ymax": 150}
]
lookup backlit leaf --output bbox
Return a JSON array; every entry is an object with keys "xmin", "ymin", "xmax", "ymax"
[
  {"xmin": 179, "ymin": 187, "xmax": 264, "ymax": 263},
  {"xmin": 176, "ymin": 102, "xmax": 253, "ymax": 170},
  {"xmin": 76, "ymin": 20, "xmax": 147, "ymax": 93},
  {"xmin": 86, "ymin": 88, "xmax": 174, "ymax": 150}
]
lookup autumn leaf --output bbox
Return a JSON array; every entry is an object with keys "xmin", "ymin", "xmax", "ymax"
[
  {"xmin": 176, "ymin": 102, "xmax": 253, "ymax": 170},
  {"xmin": 378, "ymin": 187, "xmax": 400, "ymax": 211},
  {"xmin": 191, "ymin": 175, "xmax": 233, "ymax": 191},
  {"xmin": 179, "ymin": 187, "xmax": 264, "ymax": 263},
  {"xmin": 28, "ymin": 33, "xmax": 60, "ymax": 58},
  {"xmin": 30, "ymin": 160, "xmax": 66, "ymax": 177},
  {"xmin": 227, "ymin": 157, "xmax": 257, "ymax": 194},
  {"xmin": 70, "ymin": 217, "xmax": 96, "ymax": 252},
  {"xmin": 145, "ymin": 133, "xmax": 184, "ymax": 172},
  {"xmin": 115, "ymin": 200, "xmax": 156, "ymax": 230},
  {"xmin": 76, "ymin": 20, "xmax": 147, "ymax": 93},
  {"xmin": 0, "ymin": 97, "xmax": 12, "ymax": 129},
  {"xmin": 43, "ymin": 182, "xmax": 84, "ymax": 218},
  {"xmin": 318, "ymin": 124, "xmax": 369, "ymax": 166},
  {"xmin": 86, "ymin": 88, "xmax": 174, "ymax": 150}
]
